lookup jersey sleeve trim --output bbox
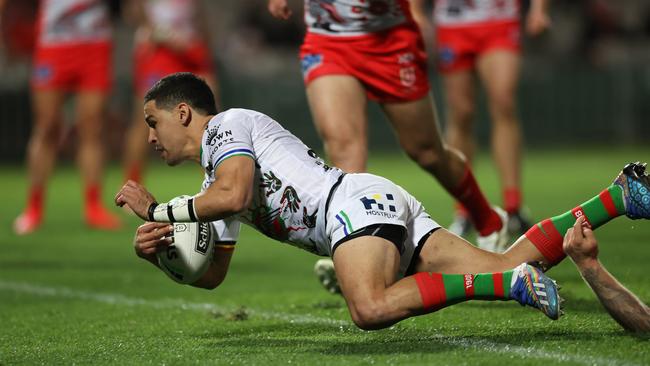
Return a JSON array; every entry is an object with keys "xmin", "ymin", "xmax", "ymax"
[{"xmin": 214, "ymin": 148, "xmax": 255, "ymax": 169}]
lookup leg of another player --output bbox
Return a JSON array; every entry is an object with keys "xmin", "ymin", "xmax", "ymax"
[
  {"xmin": 417, "ymin": 165, "xmax": 640, "ymax": 273},
  {"xmin": 477, "ymin": 50, "xmax": 527, "ymax": 230},
  {"xmin": 442, "ymin": 70, "xmax": 477, "ymax": 235},
  {"xmin": 306, "ymin": 75, "xmax": 368, "ymax": 173},
  {"xmin": 123, "ymin": 95, "xmax": 150, "ymax": 184},
  {"xmin": 75, "ymin": 90, "xmax": 121, "ymax": 230},
  {"xmin": 443, "ymin": 71, "xmax": 477, "ymax": 165},
  {"xmin": 381, "ymin": 95, "xmax": 503, "ymax": 237},
  {"xmin": 13, "ymin": 89, "xmax": 65, "ymax": 234}
]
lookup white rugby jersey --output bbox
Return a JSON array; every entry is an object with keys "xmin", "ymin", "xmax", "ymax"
[
  {"xmin": 304, "ymin": 0, "xmax": 411, "ymax": 36},
  {"xmin": 200, "ymin": 109, "xmax": 344, "ymax": 256},
  {"xmin": 434, "ymin": 0, "xmax": 519, "ymax": 26},
  {"xmin": 37, "ymin": 0, "xmax": 111, "ymax": 46}
]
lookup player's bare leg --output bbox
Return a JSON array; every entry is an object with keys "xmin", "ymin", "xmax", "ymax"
[
  {"xmin": 75, "ymin": 90, "xmax": 120, "ymax": 230},
  {"xmin": 443, "ymin": 71, "xmax": 477, "ymax": 166},
  {"xmin": 477, "ymin": 50, "xmax": 530, "ymax": 234},
  {"xmin": 442, "ymin": 70, "xmax": 477, "ymax": 237},
  {"xmin": 333, "ymin": 233, "xmax": 560, "ymax": 330},
  {"xmin": 123, "ymin": 96, "xmax": 150, "ymax": 184},
  {"xmin": 14, "ymin": 89, "xmax": 65, "ymax": 234},
  {"xmin": 381, "ymin": 94, "xmax": 506, "ymax": 247},
  {"xmin": 306, "ymin": 75, "xmax": 368, "ymax": 173},
  {"xmin": 415, "ymin": 228, "xmax": 539, "ymax": 273}
]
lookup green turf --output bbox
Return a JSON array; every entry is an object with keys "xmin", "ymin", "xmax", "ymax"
[{"xmin": 1, "ymin": 148, "xmax": 649, "ymax": 365}]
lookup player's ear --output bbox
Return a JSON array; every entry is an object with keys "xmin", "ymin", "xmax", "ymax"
[{"xmin": 177, "ymin": 103, "xmax": 191, "ymax": 126}]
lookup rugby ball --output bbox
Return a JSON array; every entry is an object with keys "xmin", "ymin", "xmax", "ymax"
[{"xmin": 157, "ymin": 222, "xmax": 214, "ymax": 284}]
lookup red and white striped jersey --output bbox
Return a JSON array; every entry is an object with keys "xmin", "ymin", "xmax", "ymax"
[
  {"xmin": 142, "ymin": 0, "xmax": 200, "ymax": 43},
  {"xmin": 37, "ymin": 0, "xmax": 111, "ymax": 46},
  {"xmin": 434, "ymin": 0, "xmax": 520, "ymax": 27},
  {"xmin": 304, "ymin": 0, "xmax": 413, "ymax": 36}
]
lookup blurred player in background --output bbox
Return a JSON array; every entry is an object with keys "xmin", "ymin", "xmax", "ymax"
[
  {"xmin": 410, "ymin": 0, "xmax": 551, "ymax": 238},
  {"xmin": 13, "ymin": 0, "xmax": 121, "ymax": 235},
  {"xmin": 564, "ymin": 216, "xmax": 650, "ymax": 333},
  {"xmin": 122, "ymin": 0, "xmax": 219, "ymax": 185},
  {"xmin": 0, "ymin": 0, "xmax": 37, "ymax": 62},
  {"xmin": 268, "ymin": 0, "xmax": 508, "ymax": 253}
]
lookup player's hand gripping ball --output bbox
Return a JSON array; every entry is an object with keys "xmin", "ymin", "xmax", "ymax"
[{"xmin": 157, "ymin": 222, "xmax": 214, "ymax": 284}]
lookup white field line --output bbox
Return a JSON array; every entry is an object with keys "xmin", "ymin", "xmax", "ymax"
[{"xmin": 0, "ymin": 280, "xmax": 638, "ymax": 366}]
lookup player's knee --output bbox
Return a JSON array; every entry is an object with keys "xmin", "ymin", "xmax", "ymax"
[
  {"xmin": 489, "ymin": 93, "xmax": 516, "ymax": 120},
  {"xmin": 323, "ymin": 134, "xmax": 362, "ymax": 154},
  {"xmin": 449, "ymin": 101, "xmax": 476, "ymax": 126},
  {"xmin": 348, "ymin": 299, "xmax": 386, "ymax": 331},
  {"xmin": 404, "ymin": 144, "xmax": 443, "ymax": 171},
  {"xmin": 32, "ymin": 122, "xmax": 62, "ymax": 144}
]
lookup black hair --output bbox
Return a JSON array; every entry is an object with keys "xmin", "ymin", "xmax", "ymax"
[{"xmin": 144, "ymin": 72, "xmax": 218, "ymax": 115}]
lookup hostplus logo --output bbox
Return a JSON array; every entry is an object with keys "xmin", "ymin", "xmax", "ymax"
[{"xmin": 360, "ymin": 193, "xmax": 398, "ymax": 218}]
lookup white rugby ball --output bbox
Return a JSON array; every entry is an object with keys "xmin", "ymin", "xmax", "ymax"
[{"xmin": 157, "ymin": 222, "xmax": 214, "ymax": 284}]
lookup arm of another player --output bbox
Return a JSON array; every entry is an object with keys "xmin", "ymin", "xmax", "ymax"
[
  {"xmin": 563, "ymin": 217, "xmax": 650, "ymax": 333},
  {"xmin": 526, "ymin": 0, "xmax": 551, "ymax": 36},
  {"xmin": 408, "ymin": 0, "xmax": 435, "ymax": 54},
  {"xmin": 133, "ymin": 222, "xmax": 236, "ymax": 290},
  {"xmin": 268, "ymin": 0, "xmax": 292, "ymax": 20}
]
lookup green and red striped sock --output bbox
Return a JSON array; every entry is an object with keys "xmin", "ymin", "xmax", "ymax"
[
  {"xmin": 525, "ymin": 185, "xmax": 626, "ymax": 265},
  {"xmin": 413, "ymin": 270, "xmax": 514, "ymax": 311}
]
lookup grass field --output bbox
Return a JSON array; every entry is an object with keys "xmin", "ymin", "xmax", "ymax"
[{"xmin": 1, "ymin": 148, "xmax": 649, "ymax": 365}]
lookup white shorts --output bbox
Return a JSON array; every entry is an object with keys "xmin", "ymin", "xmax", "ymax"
[{"xmin": 325, "ymin": 173, "xmax": 441, "ymax": 276}]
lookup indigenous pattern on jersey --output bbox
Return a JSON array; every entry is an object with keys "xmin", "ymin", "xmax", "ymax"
[
  {"xmin": 37, "ymin": 0, "xmax": 111, "ymax": 46},
  {"xmin": 304, "ymin": 0, "xmax": 412, "ymax": 36},
  {"xmin": 434, "ymin": 0, "xmax": 520, "ymax": 26},
  {"xmin": 200, "ymin": 109, "xmax": 344, "ymax": 256}
]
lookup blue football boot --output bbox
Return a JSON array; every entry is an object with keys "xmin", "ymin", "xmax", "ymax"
[
  {"xmin": 612, "ymin": 162, "xmax": 650, "ymax": 219},
  {"xmin": 510, "ymin": 263, "xmax": 563, "ymax": 320}
]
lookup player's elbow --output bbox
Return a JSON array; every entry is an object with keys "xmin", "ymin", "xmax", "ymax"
[{"xmin": 225, "ymin": 188, "xmax": 252, "ymax": 215}]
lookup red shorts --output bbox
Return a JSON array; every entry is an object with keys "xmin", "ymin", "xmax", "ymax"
[
  {"xmin": 134, "ymin": 41, "xmax": 214, "ymax": 96},
  {"xmin": 436, "ymin": 21, "xmax": 520, "ymax": 74},
  {"xmin": 299, "ymin": 24, "xmax": 430, "ymax": 103},
  {"xmin": 31, "ymin": 41, "xmax": 112, "ymax": 93}
]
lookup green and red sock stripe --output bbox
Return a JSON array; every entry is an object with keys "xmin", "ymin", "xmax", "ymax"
[
  {"xmin": 525, "ymin": 185, "xmax": 625, "ymax": 265},
  {"xmin": 413, "ymin": 271, "xmax": 513, "ymax": 312}
]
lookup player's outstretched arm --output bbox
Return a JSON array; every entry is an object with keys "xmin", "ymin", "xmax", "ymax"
[
  {"xmin": 563, "ymin": 217, "xmax": 650, "ymax": 333},
  {"xmin": 193, "ymin": 155, "xmax": 255, "ymax": 222},
  {"xmin": 115, "ymin": 156, "xmax": 255, "ymax": 223},
  {"xmin": 191, "ymin": 246, "xmax": 235, "ymax": 290}
]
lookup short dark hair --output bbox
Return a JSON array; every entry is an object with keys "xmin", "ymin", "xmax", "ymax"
[{"xmin": 144, "ymin": 72, "xmax": 218, "ymax": 115}]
